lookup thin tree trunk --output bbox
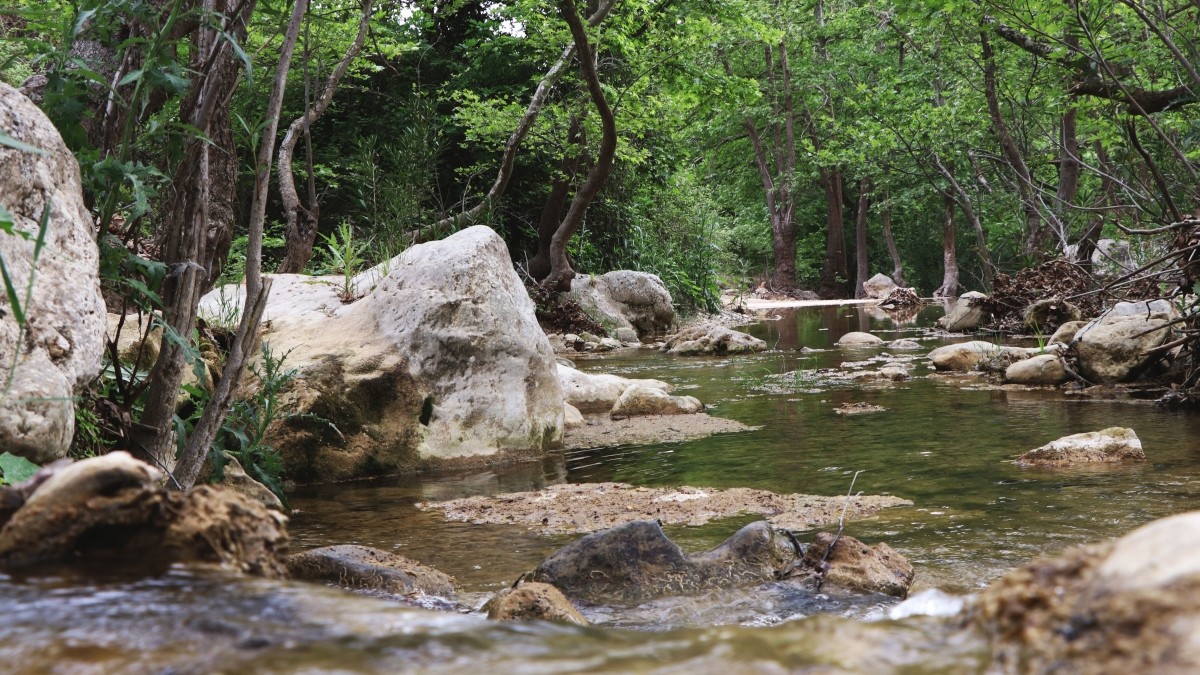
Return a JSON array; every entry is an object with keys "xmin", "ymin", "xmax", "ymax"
[
  {"xmin": 981, "ymin": 31, "xmax": 1046, "ymax": 257},
  {"xmin": 1053, "ymin": 106, "xmax": 1081, "ymax": 252},
  {"xmin": 277, "ymin": 0, "xmax": 373, "ymax": 273},
  {"xmin": 173, "ymin": 0, "xmax": 309, "ymax": 488},
  {"xmin": 1075, "ymin": 139, "xmax": 1113, "ymax": 268},
  {"xmin": 529, "ymin": 112, "xmax": 583, "ymax": 280},
  {"xmin": 817, "ymin": 168, "xmax": 848, "ymax": 298},
  {"xmin": 879, "ymin": 193, "xmax": 905, "ymax": 287},
  {"xmin": 853, "ymin": 177, "xmax": 870, "ymax": 298},
  {"xmin": 544, "ymin": 0, "xmax": 618, "ymax": 292},
  {"xmin": 935, "ymin": 193, "xmax": 959, "ymax": 297},
  {"xmin": 132, "ymin": 0, "xmax": 256, "ymax": 472},
  {"xmin": 933, "ymin": 153, "xmax": 994, "ymax": 290}
]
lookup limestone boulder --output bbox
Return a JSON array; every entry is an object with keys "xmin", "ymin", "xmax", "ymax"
[
  {"xmin": 935, "ymin": 291, "xmax": 988, "ymax": 331},
  {"xmin": 218, "ymin": 456, "xmax": 283, "ymax": 511},
  {"xmin": 888, "ymin": 339, "xmax": 923, "ymax": 350},
  {"xmin": 484, "ymin": 582, "xmax": 588, "ymax": 625},
  {"xmin": 1005, "ymin": 354, "xmax": 1068, "ymax": 385},
  {"xmin": 528, "ymin": 520, "xmax": 800, "ymax": 605},
  {"xmin": 1049, "ymin": 320, "xmax": 1087, "ymax": 345},
  {"xmin": 1074, "ymin": 302, "xmax": 1173, "ymax": 383},
  {"xmin": 837, "ymin": 332, "xmax": 884, "ymax": 346},
  {"xmin": 563, "ymin": 402, "xmax": 585, "ymax": 429},
  {"xmin": 862, "ymin": 273, "xmax": 898, "ymax": 300},
  {"xmin": 200, "ymin": 226, "xmax": 563, "ymax": 482},
  {"xmin": 970, "ymin": 510, "xmax": 1200, "ymax": 673},
  {"xmin": 610, "ymin": 383, "xmax": 702, "ymax": 419},
  {"xmin": 1015, "ymin": 427, "xmax": 1144, "ymax": 467},
  {"xmin": 570, "ymin": 271, "xmax": 675, "ymax": 337},
  {"xmin": 928, "ymin": 341, "xmax": 1002, "ymax": 371},
  {"xmin": 662, "ymin": 323, "xmax": 766, "ymax": 356},
  {"xmin": 557, "ymin": 364, "xmax": 672, "ymax": 414},
  {"xmin": 0, "ymin": 82, "xmax": 106, "ymax": 463},
  {"xmin": 286, "ymin": 545, "xmax": 458, "ymax": 597},
  {"xmin": 799, "ymin": 532, "xmax": 914, "ymax": 598}
]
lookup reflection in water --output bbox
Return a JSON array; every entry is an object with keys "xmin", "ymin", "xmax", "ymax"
[{"xmin": 4, "ymin": 303, "xmax": 1200, "ymax": 672}]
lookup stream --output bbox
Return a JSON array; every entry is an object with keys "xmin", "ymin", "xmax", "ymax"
[{"xmin": 5, "ymin": 303, "xmax": 1200, "ymax": 673}]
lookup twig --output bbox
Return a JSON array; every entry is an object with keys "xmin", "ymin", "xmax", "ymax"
[{"xmin": 815, "ymin": 470, "xmax": 862, "ymax": 592}]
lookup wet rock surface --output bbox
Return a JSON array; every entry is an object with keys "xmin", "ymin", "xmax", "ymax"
[
  {"xmin": 798, "ymin": 532, "xmax": 914, "ymax": 598},
  {"xmin": 562, "ymin": 413, "xmax": 754, "ymax": 449},
  {"xmin": 661, "ymin": 323, "xmax": 766, "ymax": 356},
  {"xmin": 1015, "ymin": 427, "xmax": 1145, "ymax": 467},
  {"xmin": 970, "ymin": 511, "xmax": 1200, "ymax": 674},
  {"xmin": 610, "ymin": 382, "xmax": 702, "ymax": 418},
  {"xmin": 834, "ymin": 402, "xmax": 887, "ymax": 415},
  {"xmin": 417, "ymin": 482, "xmax": 912, "ymax": 534},
  {"xmin": 484, "ymin": 582, "xmax": 588, "ymax": 625},
  {"xmin": 0, "ymin": 453, "xmax": 288, "ymax": 576},
  {"xmin": 527, "ymin": 520, "xmax": 800, "ymax": 605},
  {"xmin": 837, "ymin": 331, "xmax": 884, "ymax": 346},
  {"xmin": 287, "ymin": 545, "xmax": 458, "ymax": 598}
]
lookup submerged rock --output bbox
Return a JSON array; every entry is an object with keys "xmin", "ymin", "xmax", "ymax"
[
  {"xmin": 970, "ymin": 510, "xmax": 1200, "ymax": 674},
  {"xmin": 661, "ymin": 323, "xmax": 766, "ymax": 356},
  {"xmin": 570, "ymin": 271, "xmax": 675, "ymax": 337},
  {"xmin": 287, "ymin": 545, "xmax": 457, "ymax": 598},
  {"xmin": 0, "ymin": 453, "xmax": 288, "ymax": 576},
  {"xmin": 484, "ymin": 582, "xmax": 588, "ymax": 625},
  {"xmin": 837, "ymin": 332, "xmax": 884, "ymax": 346},
  {"xmin": 888, "ymin": 339, "xmax": 923, "ymax": 351},
  {"xmin": 201, "ymin": 226, "xmax": 563, "ymax": 482},
  {"xmin": 0, "ymin": 82, "xmax": 107, "ymax": 464},
  {"xmin": 799, "ymin": 532, "xmax": 914, "ymax": 598},
  {"xmin": 1015, "ymin": 427, "xmax": 1144, "ymax": 467},
  {"xmin": 527, "ymin": 520, "xmax": 800, "ymax": 605},
  {"xmin": 562, "ymin": 414, "xmax": 753, "ymax": 450}
]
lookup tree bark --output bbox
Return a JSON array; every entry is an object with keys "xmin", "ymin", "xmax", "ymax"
[
  {"xmin": 853, "ymin": 177, "xmax": 870, "ymax": 298},
  {"xmin": 933, "ymin": 153, "xmax": 994, "ymax": 290},
  {"xmin": 817, "ymin": 168, "xmax": 848, "ymax": 298},
  {"xmin": 935, "ymin": 193, "xmax": 959, "ymax": 297},
  {"xmin": 981, "ymin": 31, "xmax": 1046, "ymax": 258},
  {"xmin": 528, "ymin": 112, "xmax": 583, "ymax": 280},
  {"xmin": 879, "ymin": 193, "xmax": 905, "ymax": 287},
  {"xmin": 1053, "ymin": 106, "xmax": 1081, "ymax": 252},
  {"xmin": 544, "ymin": 0, "xmax": 618, "ymax": 292},
  {"xmin": 277, "ymin": 0, "xmax": 373, "ymax": 273}
]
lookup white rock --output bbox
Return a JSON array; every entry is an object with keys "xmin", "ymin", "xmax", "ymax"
[
  {"xmin": 570, "ymin": 271, "xmax": 674, "ymax": 337},
  {"xmin": 557, "ymin": 364, "xmax": 672, "ymax": 414},
  {"xmin": 936, "ymin": 291, "xmax": 988, "ymax": 331},
  {"xmin": 1075, "ymin": 307, "xmax": 1172, "ymax": 383},
  {"xmin": 563, "ymin": 403, "xmax": 585, "ymax": 429},
  {"xmin": 1005, "ymin": 354, "xmax": 1068, "ymax": 385},
  {"xmin": 862, "ymin": 273, "xmax": 898, "ymax": 300},
  {"xmin": 662, "ymin": 323, "xmax": 767, "ymax": 356},
  {"xmin": 888, "ymin": 339, "xmax": 923, "ymax": 350},
  {"xmin": 610, "ymin": 383, "xmax": 702, "ymax": 419},
  {"xmin": 928, "ymin": 341, "xmax": 1001, "ymax": 371},
  {"xmin": 837, "ymin": 332, "xmax": 884, "ymax": 346},
  {"xmin": 1096, "ymin": 511, "xmax": 1200, "ymax": 593},
  {"xmin": 1015, "ymin": 427, "xmax": 1144, "ymax": 467},
  {"xmin": 0, "ymin": 82, "xmax": 106, "ymax": 463}
]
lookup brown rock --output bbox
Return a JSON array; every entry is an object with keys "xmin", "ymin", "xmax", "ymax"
[
  {"xmin": 801, "ymin": 532, "xmax": 914, "ymax": 598},
  {"xmin": 484, "ymin": 582, "xmax": 588, "ymax": 625},
  {"xmin": 287, "ymin": 544, "xmax": 457, "ymax": 597},
  {"xmin": 1015, "ymin": 427, "xmax": 1144, "ymax": 467}
]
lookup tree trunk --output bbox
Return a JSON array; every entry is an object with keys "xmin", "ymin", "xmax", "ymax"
[
  {"xmin": 981, "ymin": 31, "xmax": 1046, "ymax": 258},
  {"xmin": 853, "ymin": 177, "xmax": 871, "ymax": 298},
  {"xmin": 277, "ymin": 0, "xmax": 373, "ymax": 273},
  {"xmin": 935, "ymin": 194, "xmax": 959, "ymax": 297},
  {"xmin": 528, "ymin": 112, "xmax": 583, "ymax": 280},
  {"xmin": 1053, "ymin": 106, "xmax": 1081, "ymax": 252},
  {"xmin": 1075, "ymin": 139, "xmax": 1113, "ymax": 268},
  {"xmin": 817, "ymin": 168, "xmax": 848, "ymax": 298},
  {"xmin": 933, "ymin": 153, "xmax": 994, "ymax": 290},
  {"xmin": 879, "ymin": 195, "xmax": 905, "ymax": 287},
  {"xmin": 544, "ymin": 0, "xmax": 618, "ymax": 292}
]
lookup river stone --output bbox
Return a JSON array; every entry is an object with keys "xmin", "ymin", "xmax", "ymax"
[
  {"xmin": 286, "ymin": 545, "xmax": 457, "ymax": 597},
  {"xmin": 936, "ymin": 291, "xmax": 988, "ymax": 331},
  {"xmin": 0, "ymin": 453, "xmax": 288, "ymax": 576},
  {"xmin": 1049, "ymin": 320, "xmax": 1087, "ymax": 345},
  {"xmin": 563, "ymin": 402, "xmax": 584, "ymax": 429},
  {"xmin": 0, "ymin": 82, "xmax": 107, "ymax": 464},
  {"xmin": 1074, "ymin": 309, "xmax": 1171, "ymax": 383},
  {"xmin": 1015, "ymin": 427, "xmax": 1144, "ymax": 467},
  {"xmin": 799, "ymin": 532, "xmax": 914, "ymax": 598},
  {"xmin": 928, "ymin": 341, "xmax": 1001, "ymax": 371},
  {"xmin": 1005, "ymin": 354, "xmax": 1068, "ymax": 385},
  {"xmin": 862, "ymin": 273, "xmax": 898, "ymax": 300},
  {"xmin": 610, "ymin": 382, "xmax": 702, "ymax": 419},
  {"xmin": 557, "ymin": 363, "xmax": 672, "ymax": 414},
  {"xmin": 528, "ymin": 520, "xmax": 800, "ymax": 605},
  {"xmin": 1022, "ymin": 297, "xmax": 1082, "ymax": 333},
  {"xmin": 661, "ymin": 323, "xmax": 767, "ymax": 356},
  {"xmin": 888, "ymin": 339, "xmax": 923, "ymax": 350},
  {"xmin": 200, "ymin": 226, "xmax": 563, "ymax": 482},
  {"xmin": 978, "ymin": 345, "xmax": 1046, "ymax": 374},
  {"xmin": 614, "ymin": 327, "xmax": 639, "ymax": 343},
  {"xmin": 970, "ymin": 509, "xmax": 1200, "ymax": 673},
  {"xmin": 484, "ymin": 582, "xmax": 588, "ymax": 625},
  {"xmin": 837, "ymin": 332, "xmax": 884, "ymax": 346},
  {"xmin": 570, "ymin": 271, "xmax": 675, "ymax": 337}
]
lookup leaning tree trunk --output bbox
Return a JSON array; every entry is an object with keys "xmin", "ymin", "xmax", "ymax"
[
  {"xmin": 528, "ymin": 112, "xmax": 583, "ymax": 280},
  {"xmin": 933, "ymin": 153, "xmax": 994, "ymax": 291},
  {"xmin": 543, "ymin": 0, "xmax": 618, "ymax": 292},
  {"xmin": 817, "ymin": 167, "xmax": 848, "ymax": 298},
  {"xmin": 935, "ymin": 193, "xmax": 959, "ymax": 297},
  {"xmin": 853, "ymin": 177, "xmax": 871, "ymax": 298},
  {"xmin": 277, "ymin": 0, "xmax": 373, "ymax": 273},
  {"xmin": 879, "ymin": 193, "xmax": 905, "ymax": 287}
]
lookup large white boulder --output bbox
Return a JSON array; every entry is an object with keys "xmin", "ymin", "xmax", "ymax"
[
  {"xmin": 0, "ymin": 82, "xmax": 106, "ymax": 463},
  {"xmin": 862, "ymin": 273, "xmax": 898, "ymax": 300},
  {"xmin": 1074, "ymin": 301, "xmax": 1174, "ymax": 383},
  {"xmin": 1015, "ymin": 427, "xmax": 1144, "ymax": 467},
  {"xmin": 936, "ymin": 291, "xmax": 988, "ymax": 331},
  {"xmin": 569, "ymin": 271, "xmax": 674, "ymax": 337},
  {"xmin": 201, "ymin": 226, "xmax": 562, "ymax": 482}
]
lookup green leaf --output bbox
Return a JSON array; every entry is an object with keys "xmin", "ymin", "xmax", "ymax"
[{"xmin": 0, "ymin": 452, "xmax": 39, "ymax": 485}]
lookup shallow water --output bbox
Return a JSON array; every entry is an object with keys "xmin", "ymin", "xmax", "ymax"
[{"xmin": 5, "ymin": 303, "xmax": 1200, "ymax": 673}]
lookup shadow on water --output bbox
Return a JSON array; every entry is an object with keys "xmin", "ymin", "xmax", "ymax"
[{"xmin": 4, "ymin": 302, "xmax": 1200, "ymax": 672}]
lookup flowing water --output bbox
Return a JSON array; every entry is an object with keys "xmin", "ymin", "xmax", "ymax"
[{"xmin": 6, "ymin": 303, "xmax": 1200, "ymax": 673}]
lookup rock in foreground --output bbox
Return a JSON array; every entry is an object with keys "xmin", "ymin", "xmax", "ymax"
[
  {"xmin": 484, "ymin": 582, "xmax": 588, "ymax": 625},
  {"xmin": 970, "ymin": 510, "xmax": 1200, "ymax": 674},
  {"xmin": 287, "ymin": 544, "xmax": 457, "ymax": 598},
  {"xmin": 1074, "ymin": 300, "xmax": 1174, "ymax": 383},
  {"xmin": 799, "ymin": 532, "xmax": 914, "ymax": 598},
  {"xmin": 1015, "ymin": 427, "xmax": 1144, "ymax": 467}
]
